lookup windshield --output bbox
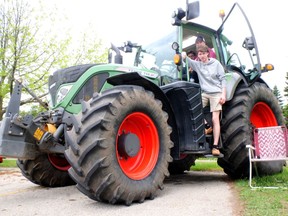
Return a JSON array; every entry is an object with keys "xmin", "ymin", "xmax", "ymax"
[
  {"xmin": 218, "ymin": 3, "xmax": 260, "ymax": 74},
  {"xmin": 143, "ymin": 30, "xmax": 178, "ymax": 79}
]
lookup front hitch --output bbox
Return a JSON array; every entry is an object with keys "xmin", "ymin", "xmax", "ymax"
[
  {"xmin": 0, "ymin": 80, "xmax": 38, "ymax": 159},
  {"xmin": 0, "ymin": 80, "xmax": 65, "ymax": 160}
]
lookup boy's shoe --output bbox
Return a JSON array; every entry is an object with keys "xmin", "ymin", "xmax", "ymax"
[
  {"xmin": 212, "ymin": 146, "xmax": 220, "ymax": 156},
  {"xmin": 205, "ymin": 127, "xmax": 213, "ymax": 134}
]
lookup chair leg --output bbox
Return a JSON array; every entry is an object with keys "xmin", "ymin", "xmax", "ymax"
[{"xmin": 248, "ymin": 148, "xmax": 255, "ymax": 189}]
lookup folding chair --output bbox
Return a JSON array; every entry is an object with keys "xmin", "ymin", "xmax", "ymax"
[{"xmin": 246, "ymin": 125, "xmax": 288, "ymax": 189}]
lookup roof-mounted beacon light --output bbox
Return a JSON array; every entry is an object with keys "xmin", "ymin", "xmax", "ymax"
[{"xmin": 219, "ymin": 9, "xmax": 225, "ymax": 22}]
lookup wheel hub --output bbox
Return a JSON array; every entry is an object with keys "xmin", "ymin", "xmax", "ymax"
[{"xmin": 118, "ymin": 133, "xmax": 140, "ymax": 157}]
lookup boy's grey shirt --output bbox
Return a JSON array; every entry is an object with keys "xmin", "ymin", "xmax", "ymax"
[{"xmin": 186, "ymin": 58, "xmax": 226, "ymax": 94}]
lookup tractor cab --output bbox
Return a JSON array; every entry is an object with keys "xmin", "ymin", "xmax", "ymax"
[{"xmin": 171, "ymin": 2, "xmax": 274, "ymax": 91}]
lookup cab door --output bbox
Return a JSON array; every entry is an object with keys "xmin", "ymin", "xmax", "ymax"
[{"xmin": 216, "ymin": 3, "xmax": 261, "ymax": 86}]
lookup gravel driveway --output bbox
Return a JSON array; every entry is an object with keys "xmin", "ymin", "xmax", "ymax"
[{"xmin": 0, "ymin": 167, "xmax": 243, "ymax": 216}]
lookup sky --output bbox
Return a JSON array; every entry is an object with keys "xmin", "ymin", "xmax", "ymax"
[{"xmin": 41, "ymin": 0, "xmax": 288, "ymax": 102}]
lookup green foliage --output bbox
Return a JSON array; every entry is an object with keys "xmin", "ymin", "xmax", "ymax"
[
  {"xmin": 0, "ymin": 0, "xmax": 109, "ymax": 119},
  {"xmin": 67, "ymin": 30, "xmax": 108, "ymax": 67},
  {"xmin": 20, "ymin": 103, "xmax": 47, "ymax": 117},
  {"xmin": 0, "ymin": 0, "xmax": 65, "ymax": 118}
]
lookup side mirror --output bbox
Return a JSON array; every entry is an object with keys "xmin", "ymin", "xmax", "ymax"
[
  {"xmin": 186, "ymin": 1, "xmax": 200, "ymax": 20},
  {"xmin": 242, "ymin": 37, "xmax": 255, "ymax": 50}
]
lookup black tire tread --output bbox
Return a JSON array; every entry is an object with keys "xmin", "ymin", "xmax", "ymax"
[
  {"xmin": 65, "ymin": 85, "xmax": 172, "ymax": 205},
  {"xmin": 218, "ymin": 82, "xmax": 285, "ymax": 179},
  {"xmin": 17, "ymin": 154, "xmax": 75, "ymax": 187}
]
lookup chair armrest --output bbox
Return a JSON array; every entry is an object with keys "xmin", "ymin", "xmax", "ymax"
[{"xmin": 246, "ymin": 145, "xmax": 255, "ymax": 150}]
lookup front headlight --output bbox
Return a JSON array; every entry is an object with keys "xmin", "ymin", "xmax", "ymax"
[{"xmin": 55, "ymin": 85, "xmax": 73, "ymax": 105}]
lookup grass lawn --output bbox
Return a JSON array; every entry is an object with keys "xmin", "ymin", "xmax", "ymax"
[
  {"xmin": 0, "ymin": 158, "xmax": 17, "ymax": 167},
  {"xmin": 236, "ymin": 167, "xmax": 288, "ymax": 216}
]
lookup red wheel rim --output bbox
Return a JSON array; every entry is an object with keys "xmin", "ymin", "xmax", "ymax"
[
  {"xmin": 48, "ymin": 154, "xmax": 71, "ymax": 171},
  {"xmin": 250, "ymin": 102, "xmax": 277, "ymax": 127},
  {"xmin": 179, "ymin": 154, "xmax": 187, "ymax": 160},
  {"xmin": 116, "ymin": 112, "xmax": 159, "ymax": 180}
]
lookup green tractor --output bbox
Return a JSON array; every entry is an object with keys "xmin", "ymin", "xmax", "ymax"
[{"xmin": 0, "ymin": 1, "xmax": 285, "ymax": 205}]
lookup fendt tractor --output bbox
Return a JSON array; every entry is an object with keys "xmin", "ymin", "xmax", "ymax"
[{"xmin": 0, "ymin": 1, "xmax": 285, "ymax": 205}]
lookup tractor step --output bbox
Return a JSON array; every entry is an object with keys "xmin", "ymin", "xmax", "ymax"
[{"xmin": 204, "ymin": 153, "xmax": 224, "ymax": 158}]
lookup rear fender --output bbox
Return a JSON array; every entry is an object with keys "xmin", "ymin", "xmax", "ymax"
[
  {"xmin": 225, "ymin": 72, "xmax": 268, "ymax": 101},
  {"xmin": 225, "ymin": 72, "xmax": 242, "ymax": 101}
]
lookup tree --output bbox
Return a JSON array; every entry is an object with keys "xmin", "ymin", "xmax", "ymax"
[
  {"xmin": 282, "ymin": 104, "xmax": 288, "ymax": 126},
  {"xmin": 272, "ymin": 85, "xmax": 284, "ymax": 108},
  {"xmin": 282, "ymin": 72, "xmax": 288, "ymax": 126},
  {"xmin": 0, "ymin": 0, "xmax": 108, "ymax": 120},
  {"xmin": 284, "ymin": 72, "xmax": 288, "ymax": 98},
  {"xmin": 0, "ymin": 0, "xmax": 67, "ymax": 119},
  {"xmin": 68, "ymin": 30, "xmax": 108, "ymax": 66}
]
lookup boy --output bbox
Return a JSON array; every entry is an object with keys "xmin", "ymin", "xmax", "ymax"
[{"xmin": 182, "ymin": 44, "xmax": 226, "ymax": 156}]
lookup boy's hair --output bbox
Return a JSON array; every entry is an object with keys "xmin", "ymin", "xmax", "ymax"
[
  {"xmin": 196, "ymin": 44, "xmax": 209, "ymax": 53},
  {"xmin": 187, "ymin": 50, "xmax": 196, "ymax": 56},
  {"xmin": 195, "ymin": 35, "xmax": 205, "ymax": 43}
]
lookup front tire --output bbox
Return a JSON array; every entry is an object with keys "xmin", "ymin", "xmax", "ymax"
[
  {"xmin": 65, "ymin": 86, "xmax": 173, "ymax": 205},
  {"xmin": 17, "ymin": 154, "xmax": 74, "ymax": 187},
  {"xmin": 218, "ymin": 82, "xmax": 285, "ymax": 179}
]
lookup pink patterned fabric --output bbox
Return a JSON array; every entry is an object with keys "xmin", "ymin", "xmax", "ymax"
[{"xmin": 254, "ymin": 126, "xmax": 288, "ymax": 159}]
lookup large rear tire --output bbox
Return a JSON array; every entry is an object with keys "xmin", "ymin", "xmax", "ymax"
[
  {"xmin": 65, "ymin": 86, "xmax": 173, "ymax": 205},
  {"xmin": 218, "ymin": 82, "xmax": 285, "ymax": 179},
  {"xmin": 17, "ymin": 154, "xmax": 74, "ymax": 187}
]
